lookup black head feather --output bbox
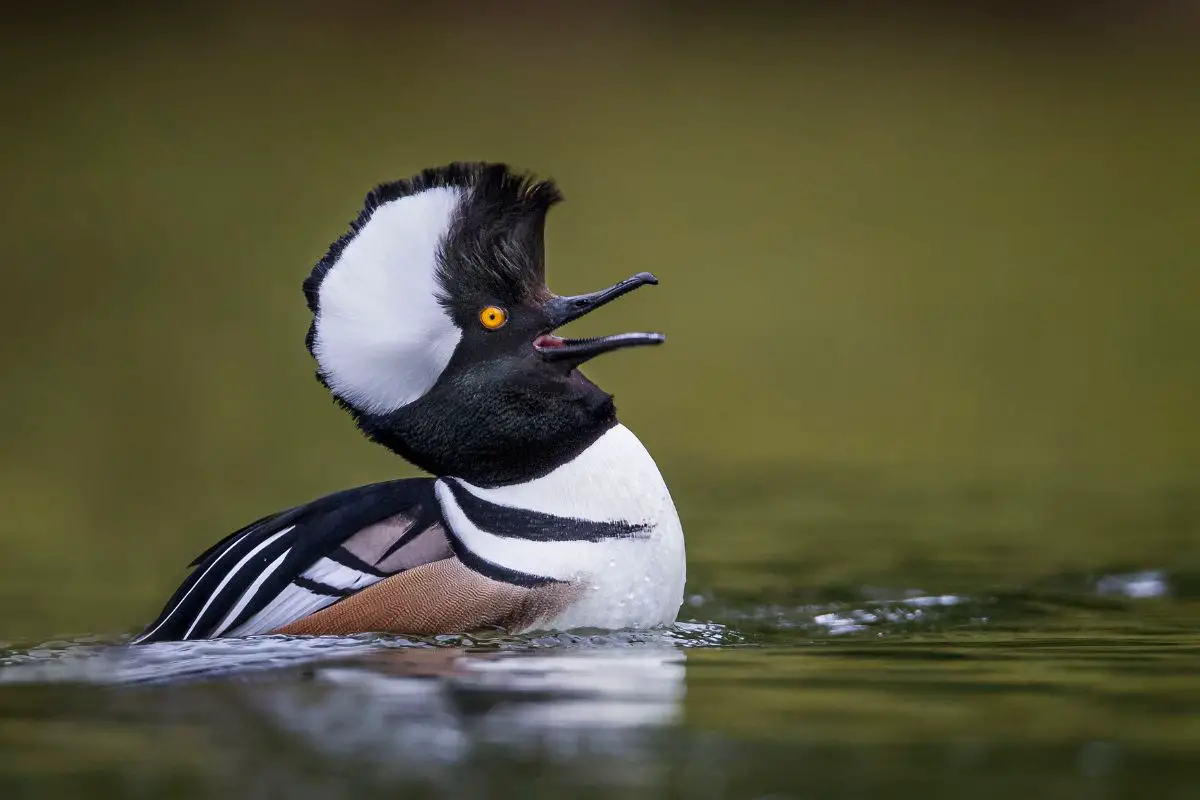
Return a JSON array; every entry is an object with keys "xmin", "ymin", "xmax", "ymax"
[
  {"xmin": 302, "ymin": 162, "xmax": 563, "ymax": 359},
  {"xmin": 300, "ymin": 162, "xmax": 624, "ymax": 486}
]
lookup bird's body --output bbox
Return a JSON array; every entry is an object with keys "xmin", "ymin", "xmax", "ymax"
[{"xmin": 135, "ymin": 163, "xmax": 684, "ymax": 644}]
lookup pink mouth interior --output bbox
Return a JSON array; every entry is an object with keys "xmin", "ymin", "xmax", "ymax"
[{"xmin": 533, "ymin": 334, "xmax": 566, "ymax": 349}]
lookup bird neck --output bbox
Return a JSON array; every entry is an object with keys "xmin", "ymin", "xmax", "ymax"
[{"xmin": 349, "ymin": 370, "xmax": 619, "ymax": 487}]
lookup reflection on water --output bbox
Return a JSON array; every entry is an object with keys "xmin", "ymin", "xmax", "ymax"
[
  {"xmin": 0, "ymin": 631, "xmax": 697, "ymax": 797},
  {"xmin": 1095, "ymin": 570, "xmax": 1169, "ymax": 600},
  {"xmin": 252, "ymin": 646, "xmax": 686, "ymax": 779},
  {"xmin": 1, "ymin": 596, "xmax": 1199, "ymax": 797}
]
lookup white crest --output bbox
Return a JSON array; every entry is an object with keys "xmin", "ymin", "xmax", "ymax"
[{"xmin": 311, "ymin": 186, "xmax": 465, "ymax": 414}]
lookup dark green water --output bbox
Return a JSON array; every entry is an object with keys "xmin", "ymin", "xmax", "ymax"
[
  {"xmin": 2, "ymin": 4, "xmax": 1199, "ymax": 797},
  {"xmin": 3, "ymin": 579, "xmax": 1199, "ymax": 798}
]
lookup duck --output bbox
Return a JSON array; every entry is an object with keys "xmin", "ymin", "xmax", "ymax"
[{"xmin": 134, "ymin": 162, "xmax": 686, "ymax": 643}]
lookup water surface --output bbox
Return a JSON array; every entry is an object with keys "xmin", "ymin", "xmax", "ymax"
[{"xmin": 3, "ymin": 575, "xmax": 1198, "ymax": 799}]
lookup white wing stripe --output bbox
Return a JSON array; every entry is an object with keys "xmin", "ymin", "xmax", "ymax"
[
  {"xmin": 184, "ymin": 526, "xmax": 296, "ymax": 639},
  {"xmin": 211, "ymin": 548, "xmax": 292, "ymax": 637},
  {"xmin": 229, "ymin": 584, "xmax": 338, "ymax": 637},
  {"xmin": 303, "ymin": 557, "xmax": 380, "ymax": 591},
  {"xmin": 132, "ymin": 527, "xmax": 258, "ymax": 644}
]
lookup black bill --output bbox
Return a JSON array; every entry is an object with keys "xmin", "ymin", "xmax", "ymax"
[{"xmin": 535, "ymin": 271, "xmax": 665, "ymax": 365}]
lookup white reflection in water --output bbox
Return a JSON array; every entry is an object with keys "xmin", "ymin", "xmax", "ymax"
[
  {"xmin": 0, "ymin": 629, "xmax": 692, "ymax": 780},
  {"xmin": 1095, "ymin": 570, "xmax": 1168, "ymax": 599},
  {"xmin": 234, "ymin": 644, "xmax": 687, "ymax": 779},
  {"xmin": 812, "ymin": 594, "xmax": 969, "ymax": 635}
]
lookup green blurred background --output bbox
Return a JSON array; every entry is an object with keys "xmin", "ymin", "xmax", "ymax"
[{"xmin": 1, "ymin": 1, "xmax": 1198, "ymax": 642}]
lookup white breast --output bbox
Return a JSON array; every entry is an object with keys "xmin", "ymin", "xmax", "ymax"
[{"xmin": 435, "ymin": 424, "xmax": 686, "ymax": 632}]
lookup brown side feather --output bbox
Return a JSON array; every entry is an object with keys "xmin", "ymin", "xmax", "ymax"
[{"xmin": 271, "ymin": 558, "xmax": 579, "ymax": 637}]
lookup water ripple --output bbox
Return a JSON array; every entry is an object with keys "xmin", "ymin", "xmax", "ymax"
[{"xmin": 0, "ymin": 621, "xmax": 739, "ymax": 686}]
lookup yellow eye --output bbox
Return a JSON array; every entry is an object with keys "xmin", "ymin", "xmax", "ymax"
[{"xmin": 479, "ymin": 305, "xmax": 508, "ymax": 330}]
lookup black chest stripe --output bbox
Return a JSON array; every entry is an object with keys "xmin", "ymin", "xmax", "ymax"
[
  {"xmin": 444, "ymin": 480, "xmax": 652, "ymax": 542},
  {"xmin": 446, "ymin": 529, "xmax": 565, "ymax": 589}
]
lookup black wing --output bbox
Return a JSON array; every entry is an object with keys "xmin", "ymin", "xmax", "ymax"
[{"xmin": 134, "ymin": 478, "xmax": 448, "ymax": 643}]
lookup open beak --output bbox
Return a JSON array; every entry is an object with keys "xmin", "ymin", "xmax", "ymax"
[{"xmin": 534, "ymin": 271, "xmax": 665, "ymax": 365}]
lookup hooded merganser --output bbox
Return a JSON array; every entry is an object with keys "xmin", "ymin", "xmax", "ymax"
[{"xmin": 134, "ymin": 162, "xmax": 685, "ymax": 643}]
